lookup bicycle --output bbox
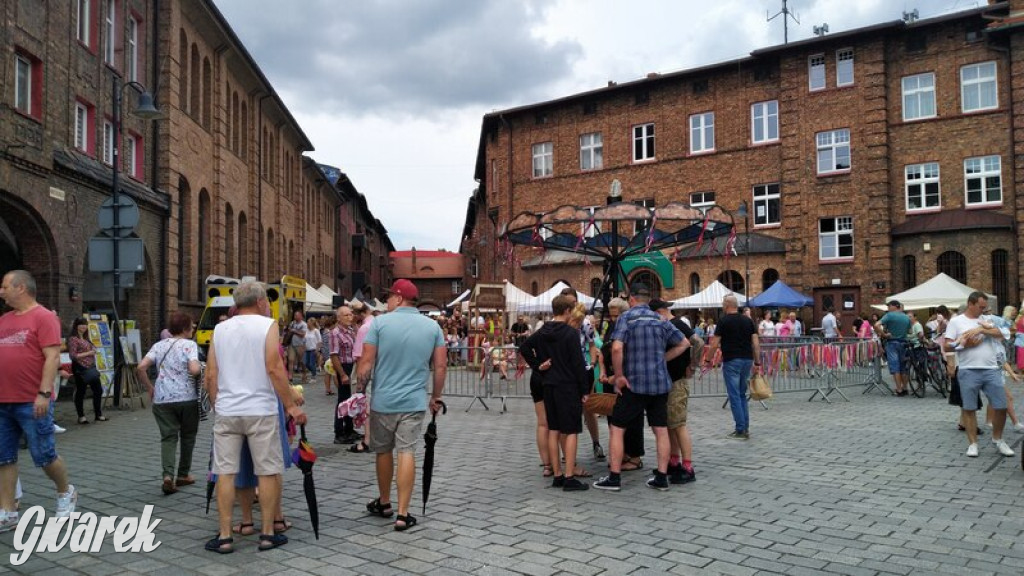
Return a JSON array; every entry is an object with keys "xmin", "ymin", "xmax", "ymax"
[
  {"xmin": 903, "ymin": 341, "xmax": 928, "ymax": 398},
  {"xmin": 923, "ymin": 344, "xmax": 949, "ymax": 397}
]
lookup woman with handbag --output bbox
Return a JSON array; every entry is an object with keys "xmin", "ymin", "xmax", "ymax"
[
  {"xmin": 136, "ymin": 311, "xmax": 202, "ymax": 495},
  {"xmin": 68, "ymin": 318, "xmax": 107, "ymax": 424}
]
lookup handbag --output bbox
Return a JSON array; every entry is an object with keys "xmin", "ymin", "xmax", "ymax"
[
  {"xmin": 584, "ymin": 392, "xmax": 618, "ymax": 416},
  {"xmin": 748, "ymin": 373, "xmax": 773, "ymax": 400}
]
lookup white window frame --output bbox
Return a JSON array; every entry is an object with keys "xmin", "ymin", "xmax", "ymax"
[
  {"xmin": 964, "ymin": 155, "xmax": 1002, "ymax": 206},
  {"xmin": 905, "ymin": 162, "xmax": 941, "ymax": 212},
  {"xmin": 451, "ymin": 280, "xmax": 462, "ymax": 295},
  {"xmin": 127, "ymin": 15, "xmax": 139, "ymax": 82},
  {"xmin": 961, "ymin": 61, "xmax": 998, "ymax": 113},
  {"xmin": 816, "ymin": 129, "xmax": 851, "ymax": 174},
  {"xmin": 819, "ymin": 216, "xmax": 854, "ymax": 261},
  {"xmin": 531, "ymin": 142, "xmax": 553, "ymax": 178},
  {"xmin": 103, "ymin": 0, "xmax": 116, "ymax": 65},
  {"xmin": 102, "ymin": 120, "xmax": 115, "ymax": 165},
  {"xmin": 74, "ymin": 102, "xmax": 89, "ymax": 152},
  {"xmin": 690, "ymin": 191, "xmax": 715, "ymax": 209},
  {"xmin": 633, "ymin": 198, "xmax": 655, "ymax": 236},
  {"xmin": 689, "ymin": 112, "xmax": 715, "ymax": 154},
  {"xmin": 581, "ymin": 205, "xmax": 601, "ymax": 238},
  {"xmin": 753, "ymin": 184, "xmax": 781, "ymax": 226},
  {"xmin": 124, "ymin": 133, "xmax": 139, "ymax": 178},
  {"xmin": 809, "ymin": 54, "xmax": 826, "ymax": 91},
  {"xmin": 470, "ymin": 257, "xmax": 479, "ymax": 278},
  {"xmin": 579, "ymin": 132, "xmax": 603, "ymax": 171},
  {"xmin": 836, "ymin": 48, "xmax": 854, "ymax": 86},
  {"xmin": 633, "ymin": 123, "xmax": 655, "ymax": 162},
  {"xmin": 77, "ymin": 0, "xmax": 91, "ymax": 46},
  {"xmin": 901, "ymin": 72, "xmax": 936, "ymax": 121},
  {"xmin": 751, "ymin": 100, "xmax": 779, "ymax": 144},
  {"xmin": 14, "ymin": 54, "xmax": 32, "ymax": 115}
]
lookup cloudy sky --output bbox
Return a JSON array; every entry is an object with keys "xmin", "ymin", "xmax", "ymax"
[{"xmin": 214, "ymin": 0, "xmax": 975, "ymax": 251}]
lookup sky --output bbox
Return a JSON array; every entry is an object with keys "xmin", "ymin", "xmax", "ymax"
[{"xmin": 213, "ymin": 0, "xmax": 978, "ymax": 252}]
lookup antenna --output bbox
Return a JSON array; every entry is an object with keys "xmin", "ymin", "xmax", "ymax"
[
  {"xmin": 813, "ymin": 23, "xmax": 829, "ymax": 36},
  {"xmin": 767, "ymin": 0, "xmax": 800, "ymax": 44},
  {"xmin": 902, "ymin": 9, "xmax": 919, "ymax": 23}
]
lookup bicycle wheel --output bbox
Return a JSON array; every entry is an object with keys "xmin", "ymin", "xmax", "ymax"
[
  {"xmin": 928, "ymin": 357, "xmax": 949, "ymax": 398},
  {"xmin": 909, "ymin": 350, "xmax": 927, "ymax": 398}
]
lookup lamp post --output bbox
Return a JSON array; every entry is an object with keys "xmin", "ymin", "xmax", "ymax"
[
  {"xmin": 601, "ymin": 179, "xmax": 623, "ymax": 310},
  {"xmin": 736, "ymin": 200, "xmax": 750, "ymax": 303}
]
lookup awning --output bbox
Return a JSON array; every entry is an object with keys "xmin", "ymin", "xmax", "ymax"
[{"xmin": 447, "ymin": 289, "xmax": 470, "ymax": 308}]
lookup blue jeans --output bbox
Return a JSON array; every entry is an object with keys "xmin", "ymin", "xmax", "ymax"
[
  {"xmin": 304, "ymin": 350, "xmax": 318, "ymax": 377},
  {"xmin": 0, "ymin": 402, "xmax": 59, "ymax": 467},
  {"xmin": 723, "ymin": 358, "xmax": 754, "ymax": 433}
]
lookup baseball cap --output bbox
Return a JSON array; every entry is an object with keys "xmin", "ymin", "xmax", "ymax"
[
  {"xmin": 387, "ymin": 279, "xmax": 419, "ymax": 300},
  {"xmin": 629, "ymin": 283, "xmax": 652, "ymax": 297},
  {"xmin": 887, "ymin": 300, "xmax": 901, "ymax": 308},
  {"xmin": 649, "ymin": 299, "xmax": 670, "ymax": 311}
]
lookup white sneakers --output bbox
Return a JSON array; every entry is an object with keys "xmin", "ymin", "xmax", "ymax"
[
  {"xmin": 1015, "ymin": 422, "xmax": 1024, "ymax": 433},
  {"xmin": 968, "ymin": 441, "xmax": 1015, "ymax": 457},
  {"xmin": 53, "ymin": 424, "xmax": 66, "ymax": 434},
  {"xmin": 0, "ymin": 510, "xmax": 19, "ymax": 533},
  {"xmin": 966, "ymin": 443, "xmax": 979, "ymax": 457},
  {"xmin": 55, "ymin": 484, "xmax": 77, "ymax": 518}
]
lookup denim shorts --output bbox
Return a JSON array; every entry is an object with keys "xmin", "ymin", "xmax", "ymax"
[
  {"xmin": 885, "ymin": 340, "xmax": 908, "ymax": 375},
  {"xmin": 957, "ymin": 369, "xmax": 1007, "ymax": 411},
  {"xmin": 0, "ymin": 402, "xmax": 59, "ymax": 467}
]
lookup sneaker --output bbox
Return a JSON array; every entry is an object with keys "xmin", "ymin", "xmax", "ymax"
[
  {"xmin": 593, "ymin": 443, "xmax": 606, "ymax": 461},
  {"xmin": 551, "ymin": 475, "xmax": 565, "ymax": 488},
  {"xmin": 1014, "ymin": 423, "xmax": 1024, "ymax": 433},
  {"xmin": 727, "ymin": 431, "xmax": 749, "ymax": 440},
  {"xmin": 995, "ymin": 440, "xmax": 1015, "ymax": 457},
  {"xmin": 562, "ymin": 477, "xmax": 590, "ymax": 492},
  {"xmin": 593, "ymin": 476, "xmax": 621, "ymax": 491},
  {"xmin": 984, "ymin": 422, "xmax": 993, "ymax": 429},
  {"xmin": 646, "ymin": 475, "xmax": 670, "ymax": 491},
  {"xmin": 669, "ymin": 464, "xmax": 696, "ymax": 485},
  {"xmin": 0, "ymin": 511, "xmax": 18, "ymax": 533},
  {"xmin": 966, "ymin": 443, "xmax": 979, "ymax": 457},
  {"xmin": 55, "ymin": 484, "xmax": 77, "ymax": 518},
  {"xmin": 53, "ymin": 424, "xmax": 66, "ymax": 434}
]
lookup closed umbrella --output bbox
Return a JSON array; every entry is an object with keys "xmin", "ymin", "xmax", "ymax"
[
  {"xmin": 421, "ymin": 401, "xmax": 447, "ymax": 515},
  {"xmin": 291, "ymin": 425, "xmax": 320, "ymax": 539}
]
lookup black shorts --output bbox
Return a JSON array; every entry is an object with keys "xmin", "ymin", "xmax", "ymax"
[
  {"xmin": 609, "ymin": 388, "xmax": 668, "ymax": 428},
  {"xmin": 530, "ymin": 375, "xmax": 544, "ymax": 403},
  {"xmin": 543, "ymin": 385, "xmax": 583, "ymax": 434}
]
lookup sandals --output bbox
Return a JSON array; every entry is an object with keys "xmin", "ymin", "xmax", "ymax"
[
  {"xmin": 326, "ymin": 391, "xmax": 335, "ymax": 396},
  {"xmin": 95, "ymin": 415, "xmax": 109, "ymax": 422},
  {"xmin": 366, "ymin": 498, "xmax": 393, "ymax": 518},
  {"xmin": 161, "ymin": 478, "xmax": 178, "ymax": 495},
  {"xmin": 257, "ymin": 533, "xmax": 288, "ymax": 551},
  {"xmin": 542, "ymin": 464, "xmax": 554, "ymax": 478},
  {"xmin": 394, "ymin": 514, "xmax": 417, "ymax": 531},
  {"xmin": 204, "ymin": 536, "xmax": 234, "ymax": 554},
  {"xmin": 621, "ymin": 458, "xmax": 644, "ymax": 472},
  {"xmin": 232, "ymin": 522, "xmax": 255, "ymax": 536},
  {"xmin": 175, "ymin": 476, "xmax": 196, "ymax": 487},
  {"xmin": 348, "ymin": 442, "xmax": 370, "ymax": 453},
  {"xmin": 573, "ymin": 467, "xmax": 592, "ymax": 478},
  {"xmin": 273, "ymin": 518, "xmax": 292, "ymax": 534}
]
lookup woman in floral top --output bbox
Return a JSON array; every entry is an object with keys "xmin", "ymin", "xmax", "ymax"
[
  {"xmin": 68, "ymin": 318, "xmax": 107, "ymax": 424},
  {"xmin": 136, "ymin": 311, "xmax": 201, "ymax": 495}
]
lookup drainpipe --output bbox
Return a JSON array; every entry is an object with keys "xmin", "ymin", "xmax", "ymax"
[
  {"xmin": 499, "ymin": 114, "xmax": 513, "ymax": 284},
  {"xmin": 257, "ymin": 93, "xmax": 270, "ymax": 275},
  {"xmin": 152, "ymin": 0, "xmax": 167, "ymax": 334},
  {"xmin": 986, "ymin": 35, "xmax": 1020, "ymax": 305}
]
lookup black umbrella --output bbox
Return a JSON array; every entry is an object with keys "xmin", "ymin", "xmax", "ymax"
[
  {"xmin": 292, "ymin": 424, "xmax": 320, "ymax": 539},
  {"xmin": 205, "ymin": 442, "xmax": 215, "ymax": 514},
  {"xmin": 421, "ymin": 401, "xmax": 447, "ymax": 515}
]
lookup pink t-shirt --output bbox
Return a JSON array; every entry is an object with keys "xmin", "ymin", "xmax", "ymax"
[
  {"xmin": 353, "ymin": 316, "xmax": 374, "ymax": 360},
  {"xmin": 0, "ymin": 306, "xmax": 62, "ymax": 403},
  {"xmin": 777, "ymin": 320, "xmax": 793, "ymax": 337}
]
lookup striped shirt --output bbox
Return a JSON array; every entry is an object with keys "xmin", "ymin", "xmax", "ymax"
[{"xmin": 610, "ymin": 304, "xmax": 683, "ymax": 395}]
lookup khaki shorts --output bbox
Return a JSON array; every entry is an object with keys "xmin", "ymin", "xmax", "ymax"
[
  {"xmin": 212, "ymin": 414, "xmax": 283, "ymax": 476},
  {"xmin": 368, "ymin": 411, "xmax": 425, "ymax": 454},
  {"xmin": 667, "ymin": 377, "xmax": 690, "ymax": 428}
]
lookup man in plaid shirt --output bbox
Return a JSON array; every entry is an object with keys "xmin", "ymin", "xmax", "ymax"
[
  {"xmin": 594, "ymin": 283, "xmax": 688, "ymax": 492},
  {"xmin": 331, "ymin": 306, "xmax": 358, "ymax": 444}
]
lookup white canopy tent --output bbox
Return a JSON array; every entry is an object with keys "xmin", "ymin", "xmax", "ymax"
[
  {"xmin": 317, "ymin": 284, "xmax": 338, "ymax": 299},
  {"xmin": 304, "ymin": 283, "xmax": 335, "ymax": 313},
  {"xmin": 670, "ymin": 280, "xmax": 747, "ymax": 310},
  {"xmin": 872, "ymin": 273, "xmax": 997, "ymax": 312},
  {"xmin": 447, "ymin": 289, "xmax": 470, "ymax": 308},
  {"xmin": 515, "ymin": 281, "xmax": 602, "ymax": 314}
]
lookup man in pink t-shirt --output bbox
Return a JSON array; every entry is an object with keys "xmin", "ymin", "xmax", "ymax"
[
  {"xmin": 347, "ymin": 302, "xmax": 375, "ymax": 453},
  {"xmin": 0, "ymin": 270, "xmax": 77, "ymax": 528}
]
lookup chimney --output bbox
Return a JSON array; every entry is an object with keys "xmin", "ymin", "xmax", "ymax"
[{"xmin": 411, "ymin": 247, "xmax": 417, "ymax": 271}]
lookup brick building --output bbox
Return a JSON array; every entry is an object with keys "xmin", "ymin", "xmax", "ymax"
[
  {"xmin": 463, "ymin": 1, "xmax": 1024, "ymax": 328},
  {"xmin": 390, "ymin": 249, "xmax": 464, "ymax": 311}
]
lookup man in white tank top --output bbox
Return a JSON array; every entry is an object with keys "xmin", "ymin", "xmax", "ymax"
[{"xmin": 205, "ymin": 281, "xmax": 307, "ymax": 553}]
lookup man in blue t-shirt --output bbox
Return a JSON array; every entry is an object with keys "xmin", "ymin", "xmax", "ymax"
[
  {"xmin": 875, "ymin": 300, "xmax": 912, "ymax": 396},
  {"xmin": 357, "ymin": 279, "xmax": 446, "ymax": 531}
]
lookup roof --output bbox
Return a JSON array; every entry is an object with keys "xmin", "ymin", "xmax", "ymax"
[
  {"xmin": 520, "ymin": 251, "xmax": 606, "ymax": 269},
  {"xmin": 891, "ymin": 208, "xmax": 1013, "ymax": 237},
  {"xmin": 52, "ymin": 147, "xmax": 170, "ymax": 211},
  {"xmin": 390, "ymin": 250, "xmax": 460, "ymax": 258},
  {"xmin": 672, "ymin": 232, "xmax": 785, "ymax": 261}
]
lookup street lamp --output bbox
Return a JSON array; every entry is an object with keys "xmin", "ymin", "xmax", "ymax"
[
  {"xmin": 736, "ymin": 200, "xmax": 750, "ymax": 303},
  {"xmin": 601, "ymin": 179, "xmax": 623, "ymax": 309}
]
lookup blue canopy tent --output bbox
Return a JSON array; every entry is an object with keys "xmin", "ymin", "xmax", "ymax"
[{"xmin": 748, "ymin": 280, "xmax": 813, "ymax": 308}]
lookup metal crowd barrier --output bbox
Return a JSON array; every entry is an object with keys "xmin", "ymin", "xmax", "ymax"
[{"xmin": 441, "ymin": 338, "xmax": 884, "ymax": 411}]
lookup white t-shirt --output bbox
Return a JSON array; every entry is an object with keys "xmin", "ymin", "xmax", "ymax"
[
  {"xmin": 288, "ymin": 320, "xmax": 307, "ymax": 348},
  {"xmin": 944, "ymin": 314, "xmax": 1007, "ymax": 369},
  {"xmin": 303, "ymin": 327, "xmax": 321, "ymax": 351},
  {"xmin": 145, "ymin": 338, "xmax": 199, "ymax": 404},
  {"xmin": 822, "ymin": 314, "xmax": 838, "ymax": 338},
  {"xmin": 213, "ymin": 315, "xmax": 279, "ymax": 416},
  {"xmin": 759, "ymin": 320, "xmax": 776, "ymax": 337}
]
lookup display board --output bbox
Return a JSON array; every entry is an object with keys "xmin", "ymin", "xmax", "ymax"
[{"xmin": 85, "ymin": 314, "xmax": 116, "ymax": 397}]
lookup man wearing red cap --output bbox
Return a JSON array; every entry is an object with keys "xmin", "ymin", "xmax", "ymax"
[{"xmin": 357, "ymin": 279, "xmax": 446, "ymax": 531}]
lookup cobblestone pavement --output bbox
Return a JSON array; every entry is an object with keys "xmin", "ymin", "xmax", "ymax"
[{"xmin": 4, "ymin": 375, "xmax": 1024, "ymax": 575}]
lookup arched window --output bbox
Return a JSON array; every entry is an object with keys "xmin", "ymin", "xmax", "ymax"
[
  {"xmin": 590, "ymin": 278, "xmax": 602, "ymax": 298},
  {"xmin": 266, "ymin": 228, "xmax": 275, "ymax": 279},
  {"xmin": 762, "ymin": 268, "xmax": 779, "ymax": 293},
  {"xmin": 288, "ymin": 240, "xmax": 294, "ymax": 275},
  {"xmin": 202, "ymin": 57, "xmax": 212, "ymax": 129},
  {"xmin": 224, "ymin": 203, "xmax": 235, "ymax": 277},
  {"xmin": 629, "ymin": 269, "xmax": 661, "ymax": 298},
  {"xmin": 901, "ymin": 255, "xmax": 916, "ymax": 291},
  {"xmin": 937, "ymin": 251, "xmax": 967, "ymax": 285},
  {"xmin": 178, "ymin": 30, "xmax": 188, "ymax": 114},
  {"xmin": 718, "ymin": 270, "xmax": 744, "ymax": 294},
  {"xmin": 237, "ymin": 211, "xmax": 247, "ymax": 275},
  {"xmin": 992, "ymin": 249, "xmax": 1009, "ymax": 311},
  {"xmin": 197, "ymin": 189, "xmax": 211, "ymax": 299},
  {"xmin": 177, "ymin": 177, "xmax": 191, "ymax": 299},
  {"xmin": 240, "ymin": 101, "xmax": 248, "ymax": 159},
  {"xmin": 262, "ymin": 127, "xmax": 269, "ymax": 179},
  {"xmin": 189, "ymin": 44, "xmax": 200, "ymax": 120},
  {"xmin": 531, "ymin": 281, "xmax": 538, "ymax": 295},
  {"xmin": 689, "ymin": 272, "xmax": 700, "ymax": 295}
]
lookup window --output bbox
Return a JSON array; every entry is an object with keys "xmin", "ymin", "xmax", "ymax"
[
  {"xmin": 690, "ymin": 191, "xmax": 715, "ymax": 209},
  {"xmin": 819, "ymin": 216, "xmax": 853, "ymax": 260},
  {"xmin": 531, "ymin": 142, "xmax": 552, "ymax": 178},
  {"xmin": 992, "ymin": 249, "xmax": 1009, "ymax": 311},
  {"xmin": 77, "ymin": 0, "xmax": 92, "ymax": 47},
  {"xmin": 689, "ymin": 112, "xmax": 715, "ymax": 154},
  {"xmin": 816, "ymin": 129, "xmax": 850, "ymax": 174},
  {"xmin": 633, "ymin": 123, "xmax": 655, "ymax": 162},
  {"xmin": 124, "ymin": 133, "xmax": 140, "ymax": 178},
  {"xmin": 809, "ymin": 54, "xmax": 826, "ymax": 91},
  {"xmin": 905, "ymin": 163, "xmax": 940, "ymax": 211},
  {"xmin": 961, "ymin": 61, "xmax": 997, "ymax": 113},
  {"xmin": 590, "ymin": 278, "xmax": 602, "ymax": 298},
  {"xmin": 901, "ymin": 73, "xmax": 936, "ymax": 121},
  {"xmin": 102, "ymin": 120, "xmax": 115, "ymax": 165},
  {"xmin": 965, "ymin": 155, "xmax": 1001, "ymax": 206},
  {"xmin": 579, "ymin": 132, "xmax": 603, "ymax": 171},
  {"xmin": 633, "ymin": 198, "xmax": 655, "ymax": 235},
  {"xmin": 718, "ymin": 270, "xmax": 744, "ymax": 294},
  {"xmin": 14, "ymin": 54, "xmax": 32, "ymax": 115},
  {"xmin": 751, "ymin": 100, "xmax": 779, "ymax": 144},
  {"xmin": 753, "ymin": 183, "xmax": 781, "ymax": 226},
  {"xmin": 836, "ymin": 48, "xmax": 854, "ymax": 86},
  {"xmin": 762, "ymin": 269, "xmax": 779, "ymax": 292},
  {"xmin": 451, "ymin": 280, "xmax": 462, "ymax": 295},
  {"xmin": 902, "ymin": 255, "xmax": 917, "ymax": 291},
  {"xmin": 581, "ymin": 206, "xmax": 600, "ymax": 238},
  {"xmin": 689, "ymin": 273, "xmax": 700, "ymax": 295},
  {"xmin": 103, "ymin": 0, "xmax": 116, "ymax": 65},
  {"xmin": 127, "ymin": 15, "xmax": 139, "ymax": 82},
  {"xmin": 74, "ymin": 101, "xmax": 91, "ymax": 152},
  {"xmin": 937, "ymin": 251, "xmax": 967, "ymax": 284}
]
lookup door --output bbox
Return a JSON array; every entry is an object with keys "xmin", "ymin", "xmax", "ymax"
[{"xmin": 813, "ymin": 287, "xmax": 860, "ymax": 337}]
